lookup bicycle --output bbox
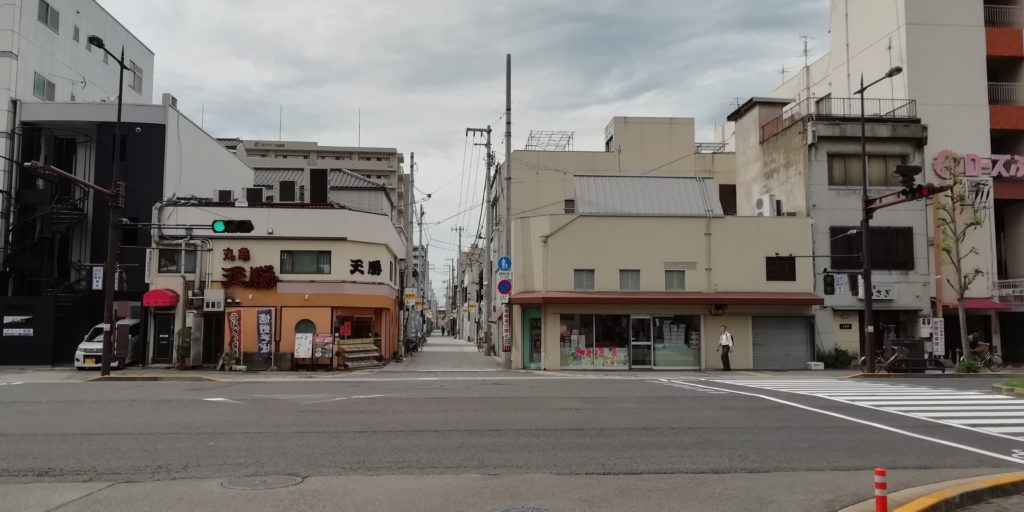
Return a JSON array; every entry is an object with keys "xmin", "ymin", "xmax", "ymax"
[
  {"xmin": 858, "ymin": 346, "xmax": 909, "ymax": 373},
  {"xmin": 959, "ymin": 347, "xmax": 1004, "ymax": 372}
]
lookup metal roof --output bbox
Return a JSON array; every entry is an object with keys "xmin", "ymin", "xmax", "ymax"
[
  {"xmin": 253, "ymin": 168, "xmax": 386, "ymax": 189},
  {"xmin": 573, "ymin": 175, "xmax": 723, "ymax": 216}
]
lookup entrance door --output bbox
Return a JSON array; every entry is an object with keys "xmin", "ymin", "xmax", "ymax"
[
  {"xmin": 152, "ymin": 314, "xmax": 175, "ymax": 364},
  {"xmin": 630, "ymin": 316, "xmax": 653, "ymax": 368},
  {"xmin": 522, "ymin": 307, "xmax": 542, "ymax": 369}
]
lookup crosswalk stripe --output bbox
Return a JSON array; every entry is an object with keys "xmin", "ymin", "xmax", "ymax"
[{"xmin": 715, "ymin": 379, "xmax": 1024, "ymax": 442}]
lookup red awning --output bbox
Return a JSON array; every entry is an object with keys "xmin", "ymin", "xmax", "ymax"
[
  {"xmin": 488, "ymin": 309, "xmax": 503, "ymax": 323},
  {"xmin": 143, "ymin": 288, "xmax": 179, "ymax": 308},
  {"xmin": 509, "ymin": 291, "xmax": 824, "ymax": 306},
  {"xmin": 947, "ymin": 298, "xmax": 1012, "ymax": 311}
]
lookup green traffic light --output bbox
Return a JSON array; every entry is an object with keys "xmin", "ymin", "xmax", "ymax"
[{"xmin": 212, "ymin": 220, "xmax": 226, "ymax": 233}]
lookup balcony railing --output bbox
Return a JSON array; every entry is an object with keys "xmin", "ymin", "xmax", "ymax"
[
  {"xmin": 995, "ymin": 278, "xmax": 1024, "ymax": 307},
  {"xmin": 761, "ymin": 97, "xmax": 917, "ymax": 142},
  {"xmin": 985, "ymin": 5, "xmax": 1024, "ymax": 28},
  {"xmin": 989, "ymin": 82, "xmax": 1024, "ymax": 105}
]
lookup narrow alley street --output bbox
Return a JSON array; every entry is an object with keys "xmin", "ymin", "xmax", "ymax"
[{"xmin": 383, "ymin": 334, "xmax": 502, "ymax": 372}]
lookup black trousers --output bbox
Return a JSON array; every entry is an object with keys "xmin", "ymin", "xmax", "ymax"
[{"xmin": 720, "ymin": 346, "xmax": 731, "ymax": 371}]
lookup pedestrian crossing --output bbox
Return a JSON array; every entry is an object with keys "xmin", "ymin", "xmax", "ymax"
[
  {"xmin": 717, "ymin": 379, "xmax": 1024, "ymax": 441},
  {"xmin": 652, "ymin": 379, "xmax": 730, "ymax": 394}
]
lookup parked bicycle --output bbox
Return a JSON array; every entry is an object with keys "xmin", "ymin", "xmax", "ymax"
[
  {"xmin": 858, "ymin": 346, "xmax": 909, "ymax": 373},
  {"xmin": 959, "ymin": 347, "xmax": 1004, "ymax": 372}
]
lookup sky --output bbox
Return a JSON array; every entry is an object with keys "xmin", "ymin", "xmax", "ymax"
[{"xmin": 100, "ymin": 0, "xmax": 830, "ymax": 302}]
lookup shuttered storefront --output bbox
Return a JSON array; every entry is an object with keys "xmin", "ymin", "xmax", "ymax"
[{"xmin": 752, "ymin": 317, "xmax": 812, "ymax": 369}]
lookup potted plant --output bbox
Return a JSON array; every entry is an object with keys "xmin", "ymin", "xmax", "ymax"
[
  {"xmin": 175, "ymin": 327, "xmax": 192, "ymax": 370},
  {"xmin": 220, "ymin": 349, "xmax": 234, "ymax": 371}
]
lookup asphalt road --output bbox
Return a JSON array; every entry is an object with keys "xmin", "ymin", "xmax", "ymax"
[{"xmin": 1, "ymin": 339, "xmax": 1022, "ymax": 511}]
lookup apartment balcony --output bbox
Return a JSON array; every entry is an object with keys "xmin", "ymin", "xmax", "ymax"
[
  {"xmin": 760, "ymin": 97, "xmax": 917, "ymax": 142},
  {"xmin": 985, "ymin": 6, "xmax": 1024, "ymax": 56},
  {"xmin": 989, "ymin": 82, "xmax": 1024, "ymax": 129},
  {"xmin": 995, "ymin": 278, "xmax": 1024, "ymax": 309}
]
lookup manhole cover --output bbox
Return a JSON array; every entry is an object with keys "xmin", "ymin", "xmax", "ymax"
[{"xmin": 221, "ymin": 475, "xmax": 303, "ymax": 490}]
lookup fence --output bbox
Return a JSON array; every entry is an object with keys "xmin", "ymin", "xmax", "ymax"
[
  {"xmin": 989, "ymin": 82, "xmax": 1024, "ymax": 105},
  {"xmin": 985, "ymin": 5, "xmax": 1024, "ymax": 28},
  {"xmin": 761, "ymin": 97, "xmax": 917, "ymax": 142},
  {"xmin": 995, "ymin": 278, "xmax": 1024, "ymax": 307}
]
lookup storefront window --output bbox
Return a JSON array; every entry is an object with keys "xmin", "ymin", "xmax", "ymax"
[
  {"xmin": 559, "ymin": 314, "xmax": 629, "ymax": 369},
  {"xmin": 653, "ymin": 316, "xmax": 701, "ymax": 367},
  {"xmin": 337, "ymin": 315, "xmax": 374, "ymax": 339}
]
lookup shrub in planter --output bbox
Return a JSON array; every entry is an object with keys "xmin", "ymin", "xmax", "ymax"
[
  {"xmin": 175, "ymin": 327, "xmax": 192, "ymax": 369},
  {"xmin": 816, "ymin": 347, "xmax": 855, "ymax": 369}
]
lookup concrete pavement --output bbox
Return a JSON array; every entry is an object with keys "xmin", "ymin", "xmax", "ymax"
[{"xmin": 382, "ymin": 334, "xmax": 502, "ymax": 372}]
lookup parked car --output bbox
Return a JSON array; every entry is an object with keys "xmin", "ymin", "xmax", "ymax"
[{"xmin": 74, "ymin": 319, "xmax": 142, "ymax": 370}]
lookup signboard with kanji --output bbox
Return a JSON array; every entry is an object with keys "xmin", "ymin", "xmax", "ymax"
[
  {"xmin": 313, "ymin": 334, "xmax": 334, "ymax": 359},
  {"xmin": 227, "ymin": 309, "xmax": 242, "ymax": 359},
  {"xmin": 257, "ymin": 308, "xmax": 273, "ymax": 359},
  {"xmin": 404, "ymin": 289, "xmax": 417, "ymax": 306},
  {"xmin": 222, "ymin": 265, "xmax": 278, "ymax": 289},
  {"xmin": 931, "ymin": 318, "xmax": 945, "ymax": 355},
  {"xmin": 294, "ymin": 333, "xmax": 313, "ymax": 358}
]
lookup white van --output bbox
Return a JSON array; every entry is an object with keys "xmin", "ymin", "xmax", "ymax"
[{"xmin": 74, "ymin": 319, "xmax": 142, "ymax": 370}]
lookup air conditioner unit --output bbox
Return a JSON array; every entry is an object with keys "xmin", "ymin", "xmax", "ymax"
[
  {"xmin": 244, "ymin": 187, "xmax": 265, "ymax": 204},
  {"xmin": 755, "ymin": 194, "xmax": 777, "ymax": 216},
  {"xmin": 216, "ymin": 189, "xmax": 235, "ymax": 202}
]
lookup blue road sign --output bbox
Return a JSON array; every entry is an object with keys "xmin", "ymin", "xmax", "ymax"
[
  {"xmin": 498, "ymin": 256, "xmax": 512, "ymax": 272},
  {"xmin": 497, "ymin": 279, "xmax": 512, "ymax": 295}
]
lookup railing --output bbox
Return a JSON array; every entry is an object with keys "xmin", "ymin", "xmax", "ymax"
[
  {"xmin": 695, "ymin": 142, "xmax": 728, "ymax": 153},
  {"xmin": 985, "ymin": 5, "xmax": 1024, "ymax": 28},
  {"xmin": 760, "ymin": 97, "xmax": 917, "ymax": 142},
  {"xmin": 995, "ymin": 278, "xmax": 1024, "ymax": 307},
  {"xmin": 988, "ymin": 82, "xmax": 1024, "ymax": 105}
]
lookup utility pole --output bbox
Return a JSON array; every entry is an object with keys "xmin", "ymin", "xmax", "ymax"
[
  {"xmin": 403, "ymin": 152, "xmax": 415, "ymax": 352},
  {"xmin": 502, "ymin": 53, "xmax": 513, "ymax": 369},
  {"xmin": 467, "ymin": 125, "xmax": 493, "ymax": 354},
  {"xmin": 451, "ymin": 225, "xmax": 464, "ymax": 338},
  {"xmin": 418, "ymin": 203, "xmax": 425, "ymax": 334}
]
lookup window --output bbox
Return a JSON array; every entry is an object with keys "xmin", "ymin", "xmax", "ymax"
[
  {"xmin": 281, "ymin": 250, "xmax": 331, "ymax": 274},
  {"xmin": 765, "ymin": 256, "xmax": 797, "ymax": 281},
  {"xmin": 830, "ymin": 226, "xmax": 915, "ymax": 271},
  {"xmin": 279, "ymin": 180, "xmax": 296, "ymax": 202},
  {"xmin": 129, "ymin": 61, "xmax": 143, "ymax": 93},
  {"xmin": 33, "ymin": 72, "xmax": 55, "ymax": 101},
  {"xmin": 37, "ymin": 0, "xmax": 59, "ymax": 32},
  {"xmin": 828, "ymin": 154, "xmax": 907, "ymax": 187},
  {"xmin": 72, "ymin": 25, "xmax": 79, "ymax": 42},
  {"xmin": 719, "ymin": 184, "xmax": 737, "ymax": 215},
  {"xmin": 619, "ymin": 269, "xmax": 640, "ymax": 291},
  {"xmin": 158, "ymin": 249, "xmax": 197, "ymax": 274},
  {"xmin": 564, "ymin": 199, "xmax": 575, "ymax": 214},
  {"xmin": 573, "ymin": 269, "xmax": 595, "ymax": 291},
  {"xmin": 665, "ymin": 270, "xmax": 686, "ymax": 291}
]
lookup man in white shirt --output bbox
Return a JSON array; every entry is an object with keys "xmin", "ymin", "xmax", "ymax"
[{"xmin": 717, "ymin": 325, "xmax": 734, "ymax": 371}]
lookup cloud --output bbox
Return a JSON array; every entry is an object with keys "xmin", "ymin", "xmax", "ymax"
[{"xmin": 99, "ymin": 0, "xmax": 829, "ymax": 297}]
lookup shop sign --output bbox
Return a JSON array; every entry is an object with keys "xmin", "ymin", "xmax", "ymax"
[
  {"xmin": 222, "ymin": 265, "xmax": 278, "ymax": 289},
  {"xmin": 349, "ymin": 259, "xmax": 383, "ymax": 276},
  {"xmin": 256, "ymin": 308, "xmax": 273, "ymax": 359},
  {"xmin": 404, "ymin": 288, "xmax": 417, "ymax": 306},
  {"xmin": 3, "ymin": 328, "xmax": 33, "ymax": 337},
  {"xmin": 839, "ymin": 323, "xmax": 852, "ymax": 330},
  {"xmin": 294, "ymin": 333, "xmax": 313, "ymax": 358},
  {"xmin": 222, "ymin": 247, "xmax": 251, "ymax": 262},
  {"xmin": 227, "ymin": 309, "xmax": 242, "ymax": 357},
  {"xmin": 313, "ymin": 334, "xmax": 333, "ymax": 359},
  {"xmin": 416, "ymin": 299, "xmax": 424, "ymax": 311},
  {"xmin": 144, "ymin": 249, "xmax": 152, "ymax": 284},
  {"xmin": 856, "ymin": 276, "xmax": 897, "ymax": 300},
  {"xmin": 501, "ymin": 306, "xmax": 510, "ymax": 341},
  {"xmin": 933, "ymin": 150, "xmax": 1024, "ymax": 179},
  {"xmin": 340, "ymin": 321, "xmax": 352, "ymax": 337},
  {"xmin": 91, "ymin": 267, "xmax": 103, "ymax": 291},
  {"xmin": 931, "ymin": 318, "xmax": 945, "ymax": 355}
]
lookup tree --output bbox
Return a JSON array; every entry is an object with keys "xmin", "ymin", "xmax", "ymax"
[{"xmin": 934, "ymin": 154, "xmax": 985, "ymax": 364}]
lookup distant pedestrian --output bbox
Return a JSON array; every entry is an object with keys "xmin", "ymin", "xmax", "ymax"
[
  {"xmin": 718, "ymin": 325, "xmax": 734, "ymax": 371},
  {"xmin": 441, "ymin": 326, "xmax": 446, "ymax": 336}
]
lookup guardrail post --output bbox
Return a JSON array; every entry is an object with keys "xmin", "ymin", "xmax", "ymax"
[{"xmin": 874, "ymin": 467, "xmax": 888, "ymax": 512}]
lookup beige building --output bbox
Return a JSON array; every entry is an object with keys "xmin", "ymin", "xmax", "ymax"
[{"xmin": 489, "ymin": 117, "xmax": 822, "ymax": 370}]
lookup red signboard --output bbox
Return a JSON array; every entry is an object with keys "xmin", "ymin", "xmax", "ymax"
[
  {"xmin": 340, "ymin": 321, "xmax": 352, "ymax": 337},
  {"xmin": 227, "ymin": 309, "xmax": 242, "ymax": 360}
]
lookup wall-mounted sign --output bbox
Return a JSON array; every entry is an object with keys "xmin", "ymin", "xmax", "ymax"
[
  {"xmin": 256, "ymin": 308, "xmax": 273, "ymax": 359},
  {"xmin": 222, "ymin": 265, "xmax": 278, "ymax": 289},
  {"xmin": 92, "ymin": 267, "xmax": 103, "ymax": 291},
  {"xmin": 223, "ymin": 247, "xmax": 251, "ymax": 262},
  {"xmin": 349, "ymin": 259, "xmax": 383, "ymax": 276},
  {"xmin": 839, "ymin": 323, "xmax": 852, "ymax": 330},
  {"xmin": 3, "ymin": 328, "xmax": 33, "ymax": 337},
  {"xmin": 404, "ymin": 288, "xmax": 417, "ymax": 306},
  {"xmin": 856, "ymin": 276, "xmax": 897, "ymax": 300},
  {"xmin": 227, "ymin": 309, "xmax": 242, "ymax": 358},
  {"xmin": 933, "ymin": 150, "xmax": 1024, "ymax": 179}
]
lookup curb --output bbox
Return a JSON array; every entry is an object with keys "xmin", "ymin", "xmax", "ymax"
[
  {"xmin": 992, "ymin": 384, "xmax": 1024, "ymax": 397},
  {"xmin": 847, "ymin": 372, "xmax": 1024, "ymax": 379},
  {"xmin": 88, "ymin": 375, "xmax": 219, "ymax": 382},
  {"xmin": 836, "ymin": 472, "xmax": 1024, "ymax": 512}
]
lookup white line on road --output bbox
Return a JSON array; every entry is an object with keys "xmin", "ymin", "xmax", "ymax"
[
  {"xmin": 888, "ymin": 405, "xmax": 1024, "ymax": 411},
  {"xmin": 202, "ymin": 397, "xmax": 242, "ymax": 404},
  {"xmin": 916, "ymin": 411, "xmax": 1024, "ymax": 418},
  {"xmin": 302, "ymin": 393, "xmax": 394, "ymax": 404},
  {"xmin": 680, "ymin": 380, "xmax": 1024, "ymax": 465}
]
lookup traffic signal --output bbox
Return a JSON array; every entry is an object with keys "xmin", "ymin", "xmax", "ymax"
[
  {"xmin": 823, "ymin": 273, "xmax": 835, "ymax": 295},
  {"xmin": 211, "ymin": 219, "xmax": 254, "ymax": 233},
  {"xmin": 899, "ymin": 183, "xmax": 948, "ymax": 201}
]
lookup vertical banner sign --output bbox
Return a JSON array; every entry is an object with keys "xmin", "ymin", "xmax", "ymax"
[
  {"xmin": 256, "ymin": 308, "xmax": 273, "ymax": 359},
  {"xmin": 144, "ymin": 249, "xmax": 153, "ymax": 284},
  {"xmin": 501, "ymin": 305, "xmax": 511, "ymax": 352},
  {"xmin": 228, "ymin": 309, "xmax": 242, "ymax": 362},
  {"xmin": 931, "ymin": 317, "xmax": 945, "ymax": 355},
  {"xmin": 91, "ymin": 267, "xmax": 103, "ymax": 290}
]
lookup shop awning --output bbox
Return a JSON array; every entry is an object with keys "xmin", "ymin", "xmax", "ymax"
[
  {"xmin": 509, "ymin": 291, "xmax": 824, "ymax": 306},
  {"xmin": 488, "ymin": 309, "xmax": 503, "ymax": 323},
  {"xmin": 142, "ymin": 289, "xmax": 179, "ymax": 308},
  {"xmin": 947, "ymin": 298, "xmax": 1012, "ymax": 311}
]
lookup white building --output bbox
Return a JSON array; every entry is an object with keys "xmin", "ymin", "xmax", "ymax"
[
  {"xmin": 1, "ymin": 0, "xmax": 153, "ymax": 248},
  {"xmin": 774, "ymin": 0, "xmax": 1024, "ymax": 360}
]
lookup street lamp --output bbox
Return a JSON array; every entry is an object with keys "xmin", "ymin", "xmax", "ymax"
[
  {"xmin": 854, "ymin": 65, "xmax": 903, "ymax": 373},
  {"xmin": 91, "ymin": 35, "xmax": 130, "ymax": 376}
]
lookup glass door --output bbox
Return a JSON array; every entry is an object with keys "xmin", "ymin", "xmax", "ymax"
[{"xmin": 630, "ymin": 316, "xmax": 653, "ymax": 368}]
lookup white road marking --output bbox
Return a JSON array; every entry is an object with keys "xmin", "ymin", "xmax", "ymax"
[
  {"xmin": 0, "ymin": 382, "xmax": 24, "ymax": 386},
  {"xmin": 302, "ymin": 393, "xmax": 394, "ymax": 405},
  {"xmin": 679, "ymin": 380, "xmax": 1024, "ymax": 465},
  {"xmin": 203, "ymin": 397, "xmax": 242, "ymax": 404}
]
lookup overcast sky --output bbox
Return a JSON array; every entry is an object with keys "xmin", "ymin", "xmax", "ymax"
[{"xmin": 101, "ymin": 0, "xmax": 829, "ymax": 299}]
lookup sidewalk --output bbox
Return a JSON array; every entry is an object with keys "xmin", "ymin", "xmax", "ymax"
[{"xmin": 382, "ymin": 335, "xmax": 503, "ymax": 372}]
